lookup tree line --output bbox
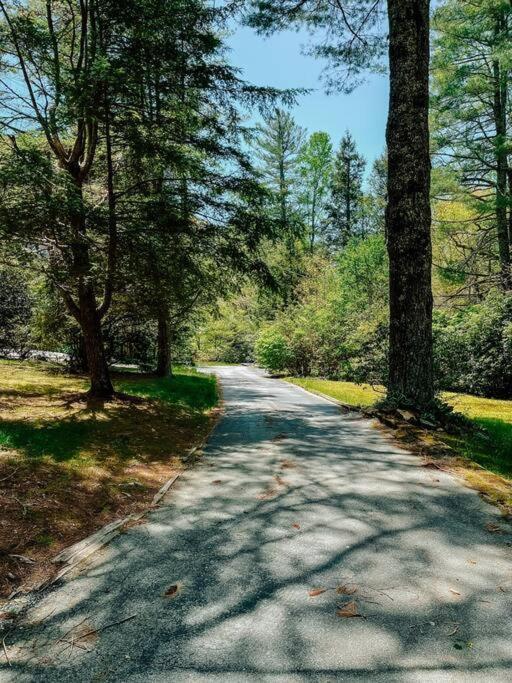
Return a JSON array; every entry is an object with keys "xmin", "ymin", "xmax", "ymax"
[
  {"xmin": 2, "ymin": 0, "xmax": 510, "ymax": 410},
  {"xmin": 201, "ymin": 0, "xmax": 512, "ymax": 402}
]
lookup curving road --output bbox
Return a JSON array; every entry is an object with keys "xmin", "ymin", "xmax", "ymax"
[{"xmin": 2, "ymin": 365, "xmax": 512, "ymax": 682}]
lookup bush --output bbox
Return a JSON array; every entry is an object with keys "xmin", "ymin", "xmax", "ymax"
[
  {"xmin": 434, "ymin": 292, "xmax": 512, "ymax": 398},
  {"xmin": 254, "ymin": 329, "xmax": 292, "ymax": 373}
]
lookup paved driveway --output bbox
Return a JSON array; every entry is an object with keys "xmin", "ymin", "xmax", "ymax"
[{"xmin": 2, "ymin": 366, "xmax": 511, "ymax": 682}]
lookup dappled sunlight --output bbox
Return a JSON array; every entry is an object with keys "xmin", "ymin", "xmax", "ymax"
[
  {"xmin": 0, "ymin": 362, "xmax": 217, "ymax": 598},
  {"xmin": 4, "ymin": 367, "xmax": 511, "ymax": 681}
]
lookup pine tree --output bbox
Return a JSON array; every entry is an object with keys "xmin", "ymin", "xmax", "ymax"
[
  {"xmin": 254, "ymin": 108, "xmax": 306, "ymax": 245},
  {"xmin": 432, "ymin": 0, "xmax": 512, "ymax": 291},
  {"xmin": 327, "ymin": 132, "xmax": 366, "ymax": 249}
]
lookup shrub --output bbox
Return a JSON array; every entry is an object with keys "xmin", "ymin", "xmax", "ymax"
[
  {"xmin": 0, "ymin": 269, "xmax": 32, "ymax": 356},
  {"xmin": 254, "ymin": 329, "xmax": 293, "ymax": 373},
  {"xmin": 434, "ymin": 292, "xmax": 512, "ymax": 398}
]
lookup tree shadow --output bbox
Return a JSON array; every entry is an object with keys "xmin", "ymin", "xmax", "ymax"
[{"xmin": 4, "ymin": 368, "xmax": 512, "ymax": 681}]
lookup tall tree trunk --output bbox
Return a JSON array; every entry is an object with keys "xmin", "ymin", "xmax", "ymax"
[
  {"xmin": 493, "ymin": 52, "xmax": 512, "ymax": 290},
  {"xmin": 69, "ymin": 181, "xmax": 114, "ymax": 400},
  {"xmin": 386, "ymin": 0, "xmax": 434, "ymax": 408},
  {"xmin": 156, "ymin": 308, "xmax": 172, "ymax": 377},
  {"xmin": 79, "ymin": 281, "xmax": 114, "ymax": 398}
]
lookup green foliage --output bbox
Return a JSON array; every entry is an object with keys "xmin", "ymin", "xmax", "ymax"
[
  {"xmin": 198, "ymin": 292, "xmax": 259, "ymax": 363},
  {"xmin": 0, "ymin": 269, "xmax": 32, "ymax": 356},
  {"xmin": 253, "ymin": 108, "xmax": 306, "ymax": 244},
  {"xmin": 254, "ymin": 329, "xmax": 293, "ymax": 373},
  {"xmin": 249, "ymin": 235, "xmax": 389, "ymax": 380},
  {"xmin": 297, "ymin": 131, "xmax": 333, "ymax": 249},
  {"xmin": 326, "ymin": 132, "xmax": 366, "ymax": 249},
  {"xmin": 433, "ymin": 292, "xmax": 512, "ymax": 398}
]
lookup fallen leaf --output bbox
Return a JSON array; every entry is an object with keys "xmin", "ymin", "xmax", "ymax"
[
  {"xmin": 292, "ymin": 523, "xmax": 301, "ymax": 529},
  {"xmin": 280, "ymin": 459, "xmax": 296, "ymax": 469},
  {"xmin": 485, "ymin": 522, "xmax": 504, "ymax": 534},
  {"xmin": 164, "ymin": 584, "xmax": 179, "ymax": 597},
  {"xmin": 449, "ymin": 589, "xmax": 461, "ymax": 596},
  {"xmin": 211, "ymin": 480, "xmax": 223, "ymax": 485},
  {"xmin": 308, "ymin": 588, "xmax": 327, "ymax": 597},
  {"xmin": 336, "ymin": 600, "xmax": 363, "ymax": 618},
  {"xmin": 467, "ymin": 559, "xmax": 477, "ymax": 565},
  {"xmin": 273, "ymin": 475, "xmax": 287, "ymax": 486},
  {"xmin": 336, "ymin": 584, "xmax": 357, "ymax": 595}
]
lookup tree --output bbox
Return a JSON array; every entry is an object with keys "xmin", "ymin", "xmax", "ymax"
[
  {"xmin": 254, "ymin": 108, "xmax": 306, "ymax": 245},
  {"xmin": 366, "ymin": 150, "xmax": 388, "ymax": 235},
  {"xmin": 326, "ymin": 131, "xmax": 366, "ymax": 249},
  {"xmin": 432, "ymin": 0, "xmax": 512, "ymax": 291},
  {"xmin": 297, "ymin": 131, "xmax": 333, "ymax": 250},
  {"xmin": 0, "ymin": 0, "xmax": 285, "ymax": 390},
  {"xmin": 247, "ymin": 0, "xmax": 435, "ymax": 408},
  {"xmin": 0, "ymin": 0, "xmax": 121, "ymax": 397}
]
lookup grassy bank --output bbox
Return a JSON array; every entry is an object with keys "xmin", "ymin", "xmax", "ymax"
[
  {"xmin": 0, "ymin": 361, "xmax": 218, "ymax": 598},
  {"xmin": 286, "ymin": 377, "xmax": 512, "ymax": 509}
]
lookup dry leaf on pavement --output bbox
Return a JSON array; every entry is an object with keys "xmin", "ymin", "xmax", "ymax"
[
  {"xmin": 336, "ymin": 600, "xmax": 363, "ymax": 618},
  {"xmin": 308, "ymin": 588, "xmax": 327, "ymax": 597}
]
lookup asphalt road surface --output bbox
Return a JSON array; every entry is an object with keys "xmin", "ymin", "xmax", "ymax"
[{"xmin": 2, "ymin": 366, "xmax": 512, "ymax": 682}]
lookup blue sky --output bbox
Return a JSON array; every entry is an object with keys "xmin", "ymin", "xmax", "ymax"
[{"xmin": 228, "ymin": 25, "xmax": 389, "ymax": 172}]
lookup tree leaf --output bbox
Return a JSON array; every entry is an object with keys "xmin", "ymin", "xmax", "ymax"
[
  {"xmin": 308, "ymin": 588, "xmax": 327, "ymax": 597},
  {"xmin": 164, "ymin": 584, "xmax": 179, "ymax": 597},
  {"xmin": 336, "ymin": 600, "xmax": 363, "ymax": 618}
]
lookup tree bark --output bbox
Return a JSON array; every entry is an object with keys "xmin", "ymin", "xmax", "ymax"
[
  {"xmin": 493, "ymin": 47, "xmax": 512, "ymax": 290},
  {"xmin": 79, "ymin": 281, "xmax": 114, "ymax": 398},
  {"xmin": 156, "ymin": 308, "xmax": 172, "ymax": 377},
  {"xmin": 69, "ymin": 180, "xmax": 114, "ymax": 399},
  {"xmin": 386, "ymin": 0, "xmax": 434, "ymax": 408}
]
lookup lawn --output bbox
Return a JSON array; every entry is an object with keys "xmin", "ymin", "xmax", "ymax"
[
  {"xmin": 286, "ymin": 377, "xmax": 512, "ymax": 508},
  {"xmin": 0, "ymin": 361, "xmax": 218, "ymax": 598}
]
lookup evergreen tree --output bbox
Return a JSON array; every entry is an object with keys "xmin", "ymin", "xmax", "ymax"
[
  {"xmin": 297, "ymin": 131, "xmax": 333, "ymax": 251},
  {"xmin": 432, "ymin": 0, "xmax": 512, "ymax": 291},
  {"xmin": 366, "ymin": 150, "xmax": 388, "ymax": 235},
  {"xmin": 254, "ymin": 108, "xmax": 306, "ymax": 245},
  {"xmin": 327, "ymin": 132, "xmax": 366, "ymax": 249}
]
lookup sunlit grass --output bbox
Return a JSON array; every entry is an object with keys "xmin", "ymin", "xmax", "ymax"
[{"xmin": 286, "ymin": 377, "xmax": 383, "ymax": 408}]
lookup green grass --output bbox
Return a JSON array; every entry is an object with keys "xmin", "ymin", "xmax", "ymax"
[
  {"xmin": 116, "ymin": 367, "xmax": 218, "ymax": 412},
  {"xmin": 0, "ymin": 362, "xmax": 218, "ymax": 464},
  {"xmin": 286, "ymin": 377, "xmax": 512, "ymax": 480},
  {"xmin": 286, "ymin": 377, "xmax": 384, "ymax": 408}
]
